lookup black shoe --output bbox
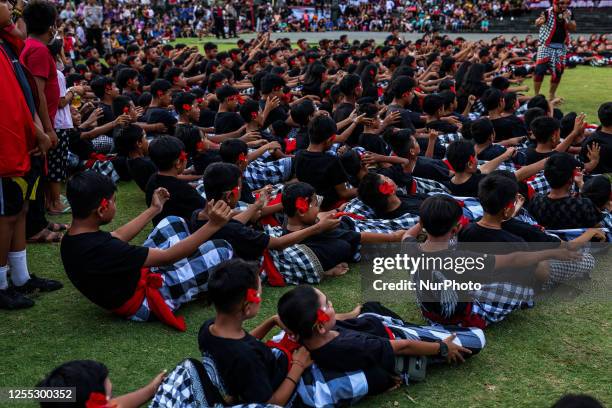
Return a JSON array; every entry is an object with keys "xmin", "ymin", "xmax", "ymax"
[
  {"xmin": 0, "ymin": 287, "xmax": 35, "ymax": 309},
  {"xmin": 14, "ymin": 274, "xmax": 63, "ymax": 294}
]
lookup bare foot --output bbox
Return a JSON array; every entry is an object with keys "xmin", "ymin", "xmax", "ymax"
[{"xmin": 323, "ymin": 262, "xmax": 349, "ymax": 277}]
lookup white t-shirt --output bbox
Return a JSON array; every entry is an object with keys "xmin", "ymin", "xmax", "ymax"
[{"xmin": 54, "ymin": 70, "xmax": 74, "ymax": 130}]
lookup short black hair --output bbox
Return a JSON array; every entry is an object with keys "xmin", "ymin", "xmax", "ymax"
[
  {"xmin": 203, "ymin": 162, "xmax": 242, "ymax": 200},
  {"xmin": 111, "ymin": 95, "xmax": 131, "ymax": 118},
  {"xmin": 551, "ymin": 394, "xmax": 604, "ymax": 408},
  {"xmin": 204, "ymin": 42, "xmax": 218, "ymax": 51},
  {"xmin": 278, "ymin": 285, "xmax": 323, "ymax": 340},
  {"xmin": 116, "ymin": 68, "xmax": 139, "ymax": 89},
  {"xmin": 174, "ymin": 124, "xmax": 202, "ymax": 155},
  {"xmin": 491, "ymin": 76, "xmax": 510, "ymax": 91},
  {"xmin": 290, "ymin": 100, "xmax": 316, "ymax": 126},
  {"xmin": 544, "ymin": 152, "xmax": 580, "ymax": 189},
  {"xmin": 530, "ymin": 116, "xmax": 560, "ymax": 144},
  {"xmin": 422, "ymin": 94, "xmax": 445, "ymax": 116},
  {"xmin": 438, "ymin": 90, "xmax": 457, "ymax": 110},
  {"xmin": 419, "ymin": 195, "xmax": 463, "ymax": 237},
  {"xmin": 114, "ymin": 124, "xmax": 145, "ymax": 156},
  {"xmin": 164, "ymin": 67, "xmax": 183, "ymax": 84},
  {"xmin": 90, "ymin": 77, "xmax": 113, "ymax": 99},
  {"xmin": 66, "ymin": 171, "xmax": 117, "ymax": 219},
  {"xmin": 150, "ymin": 79, "xmax": 172, "ymax": 98},
  {"xmin": 271, "ymin": 120, "xmax": 290, "ymax": 138},
  {"xmin": 471, "ymin": 118, "xmax": 495, "ymax": 144},
  {"xmin": 38, "ymin": 360, "xmax": 108, "ymax": 408},
  {"xmin": 503, "ymin": 92, "xmax": 518, "ymax": 113},
  {"xmin": 173, "ymin": 92, "xmax": 196, "ymax": 114},
  {"xmin": 23, "ymin": 0, "xmax": 57, "ymax": 36},
  {"xmin": 478, "ymin": 174, "xmax": 518, "ymax": 215},
  {"xmin": 446, "ymin": 140, "xmax": 475, "ymax": 172},
  {"xmin": 339, "ymin": 74, "xmax": 361, "ymax": 97},
  {"xmin": 260, "ymin": 74, "xmax": 286, "ymax": 94},
  {"xmin": 219, "ymin": 139, "xmax": 248, "ymax": 164},
  {"xmin": 481, "ymin": 88, "xmax": 504, "ymax": 111},
  {"xmin": 524, "ymin": 107, "xmax": 547, "ymax": 131},
  {"xmin": 358, "ymin": 172, "xmax": 392, "ymax": 216},
  {"xmin": 207, "ymin": 259, "xmax": 259, "ymax": 314},
  {"xmin": 560, "ymin": 112, "xmax": 578, "ymax": 139},
  {"xmin": 597, "ymin": 101, "xmax": 612, "ymax": 127},
  {"xmin": 385, "ymin": 129, "xmax": 416, "ymax": 157},
  {"xmin": 148, "ymin": 136, "xmax": 185, "ymax": 171},
  {"xmin": 215, "ymin": 85, "xmax": 239, "ymax": 103},
  {"xmin": 390, "ymin": 76, "xmax": 416, "ymax": 99},
  {"xmin": 308, "ymin": 115, "xmax": 337, "ymax": 144},
  {"xmin": 282, "ymin": 182, "xmax": 316, "ymax": 217},
  {"xmin": 239, "ymin": 98, "xmax": 260, "ymax": 123},
  {"xmin": 527, "ymin": 94, "xmax": 549, "ymax": 112},
  {"xmin": 582, "ymin": 175, "xmax": 611, "ymax": 209}
]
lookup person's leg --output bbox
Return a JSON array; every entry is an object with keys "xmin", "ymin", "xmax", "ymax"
[
  {"xmin": 533, "ymin": 65, "xmax": 545, "ymax": 96},
  {"xmin": 25, "ymin": 157, "xmax": 58, "ymax": 241},
  {"xmin": 47, "ymin": 130, "xmax": 69, "ymax": 213}
]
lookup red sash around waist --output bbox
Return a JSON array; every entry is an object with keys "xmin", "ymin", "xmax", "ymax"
[{"xmin": 112, "ymin": 268, "xmax": 186, "ymax": 332}]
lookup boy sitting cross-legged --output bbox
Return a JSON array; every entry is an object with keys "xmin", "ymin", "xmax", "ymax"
[{"xmin": 61, "ymin": 171, "xmax": 234, "ymax": 331}]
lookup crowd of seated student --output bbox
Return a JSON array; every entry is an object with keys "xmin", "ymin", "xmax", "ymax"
[{"xmin": 3, "ymin": 1, "xmax": 611, "ymax": 405}]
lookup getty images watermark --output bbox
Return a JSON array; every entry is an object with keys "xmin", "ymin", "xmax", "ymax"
[{"xmin": 359, "ymin": 241, "xmax": 612, "ymax": 303}]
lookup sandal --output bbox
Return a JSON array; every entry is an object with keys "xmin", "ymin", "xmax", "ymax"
[
  {"xmin": 47, "ymin": 222, "xmax": 69, "ymax": 232},
  {"xmin": 27, "ymin": 229, "xmax": 63, "ymax": 244}
]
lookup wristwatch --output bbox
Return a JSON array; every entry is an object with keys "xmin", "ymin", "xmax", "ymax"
[{"xmin": 437, "ymin": 340, "xmax": 449, "ymax": 358}]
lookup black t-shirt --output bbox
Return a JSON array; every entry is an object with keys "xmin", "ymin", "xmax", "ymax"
[
  {"xmin": 143, "ymin": 107, "xmax": 177, "ymax": 137},
  {"xmin": 477, "ymin": 143, "xmax": 507, "ymax": 161},
  {"xmin": 415, "ymin": 137, "xmax": 446, "ymax": 160},
  {"xmin": 387, "ymin": 104, "xmax": 421, "ymax": 131},
  {"xmin": 550, "ymin": 10, "xmax": 570, "ymax": 44},
  {"xmin": 142, "ymin": 63, "xmax": 156, "ymax": 85},
  {"xmin": 358, "ymin": 133, "xmax": 391, "ymax": 155},
  {"xmin": 294, "ymin": 150, "xmax": 348, "ymax": 209},
  {"xmin": 524, "ymin": 148, "xmax": 553, "ymax": 165},
  {"xmin": 98, "ymin": 102, "xmax": 115, "ymax": 126},
  {"xmin": 285, "ymin": 218, "xmax": 361, "ymax": 271},
  {"xmin": 501, "ymin": 218, "xmax": 561, "ymax": 244},
  {"xmin": 380, "ymin": 195, "xmax": 424, "ymax": 219},
  {"xmin": 214, "ymin": 111, "xmax": 245, "ymax": 135},
  {"xmin": 60, "ymin": 231, "xmax": 149, "ymax": 310},
  {"xmin": 528, "ymin": 194, "xmax": 604, "ymax": 229},
  {"xmin": 192, "ymin": 218, "xmax": 270, "ymax": 261},
  {"xmin": 309, "ymin": 315, "xmax": 396, "ymax": 395},
  {"xmin": 145, "ymin": 174, "xmax": 206, "ymax": 226},
  {"xmin": 197, "ymin": 109, "xmax": 217, "ymax": 128},
  {"xmin": 491, "ymin": 115, "xmax": 528, "ymax": 141},
  {"xmin": 580, "ymin": 130, "xmax": 612, "ymax": 174},
  {"xmin": 128, "ymin": 157, "xmax": 157, "ymax": 192},
  {"xmin": 413, "ymin": 156, "xmax": 451, "ymax": 182},
  {"xmin": 333, "ymin": 102, "xmax": 362, "ymax": 146},
  {"xmin": 197, "ymin": 320, "xmax": 287, "ymax": 403},
  {"xmin": 193, "ymin": 150, "xmax": 222, "ymax": 175},
  {"xmin": 426, "ymin": 119, "xmax": 458, "ymax": 134},
  {"xmin": 261, "ymin": 103, "xmax": 289, "ymax": 129},
  {"xmin": 445, "ymin": 172, "xmax": 486, "ymax": 197}
]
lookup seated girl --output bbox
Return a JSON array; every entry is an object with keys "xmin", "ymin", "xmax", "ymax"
[
  {"xmin": 358, "ymin": 173, "xmax": 424, "ymax": 219},
  {"xmin": 38, "ymin": 360, "xmax": 166, "ymax": 408},
  {"xmin": 277, "ymin": 286, "xmax": 471, "ymax": 396},
  {"xmin": 198, "ymin": 259, "xmax": 311, "ymax": 405},
  {"xmin": 114, "ymin": 125, "xmax": 156, "ymax": 192},
  {"xmin": 280, "ymin": 182, "xmax": 407, "ymax": 276}
]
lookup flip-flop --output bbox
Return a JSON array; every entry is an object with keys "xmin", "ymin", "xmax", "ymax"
[
  {"xmin": 48, "ymin": 206, "xmax": 72, "ymax": 216},
  {"xmin": 27, "ymin": 229, "xmax": 63, "ymax": 244},
  {"xmin": 46, "ymin": 222, "xmax": 69, "ymax": 232}
]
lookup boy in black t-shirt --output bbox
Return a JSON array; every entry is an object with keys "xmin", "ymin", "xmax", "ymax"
[
  {"xmin": 422, "ymin": 94, "xmax": 460, "ymax": 135},
  {"xmin": 114, "ymin": 124, "xmax": 156, "ymax": 192},
  {"xmin": 198, "ymin": 259, "xmax": 310, "ymax": 405},
  {"xmin": 525, "ymin": 115, "xmax": 583, "ymax": 165},
  {"xmin": 214, "ymin": 85, "xmax": 245, "ymax": 135},
  {"xmin": 529, "ymin": 153, "xmax": 604, "ymax": 229},
  {"xmin": 195, "ymin": 163, "xmax": 341, "ymax": 261},
  {"xmin": 61, "ymin": 171, "xmax": 233, "ymax": 331},
  {"xmin": 472, "ymin": 118, "xmax": 526, "ymax": 165},
  {"xmin": 481, "ymin": 88, "xmax": 528, "ymax": 142},
  {"xmin": 357, "ymin": 103, "xmax": 392, "ymax": 156},
  {"xmin": 405, "ymin": 195, "xmax": 579, "ymax": 327},
  {"xmin": 580, "ymin": 101, "xmax": 612, "ymax": 174},
  {"xmin": 332, "ymin": 74, "xmax": 363, "ymax": 146},
  {"xmin": 294, "ymin": 115, "xmax": 357, "ymax": 209},
  {"xmin": 142, "ymin": 79, "xmax": 178, "ymax": 138},
  {"xmin": 145, "ymin": 136, "xmax": 206, "ymax": 226},
  {"xmin": 445, "ymin": 140, "xmax": 515, "ymax": 197}
]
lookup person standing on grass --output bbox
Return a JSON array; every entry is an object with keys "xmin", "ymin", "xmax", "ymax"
[
  {"xmin": 0, "ymin": 0, "xmax": 62, "ymax": 310},
  {"xmin": 213, "ymin": 1, "xmax": 226, "ymax": 39},
  {"xmin": 83, "ymin": 0, "xmax": 103, "ymax": 54},
  {"xmin": 225, "ymin": 1, "xmax": 238, "ymax": 38},
  {"xmin": 533, "ymin": 0, "xmax": 576, "ymax": 100}
]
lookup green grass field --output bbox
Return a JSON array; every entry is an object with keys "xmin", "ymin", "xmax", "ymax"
[{"xmin": 1, "ymin": 66, "xmax": 611, "ymax": 408}]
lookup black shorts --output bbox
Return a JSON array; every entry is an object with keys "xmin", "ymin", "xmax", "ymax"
[{"xmin": 0, "ymin": 177, "xmax": 27, "ymax": 216}]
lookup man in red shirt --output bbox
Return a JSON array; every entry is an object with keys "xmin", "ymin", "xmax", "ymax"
[{"xmin": 0, "ymin": 0, "xmax": 60, "ymax": 309}]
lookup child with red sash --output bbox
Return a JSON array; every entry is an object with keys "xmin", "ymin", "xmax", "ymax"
[{"xmin": 60, "ymin": 170, "xmax": 234, "ymax": 331}]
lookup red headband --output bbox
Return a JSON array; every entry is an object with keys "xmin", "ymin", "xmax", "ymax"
[
  {"xmin": 122, "ymin": 106, "xmax": 130, "ymax": 114},
  {"xmin": 179, "ymin": 151, "xmax": 188, "ymax": 162},
  {"xmin": 156, "ymin": 90, "xmax": 164, "ymax": 97},
  {"xmin": 378, "ymin": 181, "xmax": 396, "ymax": 196},
  {"xmin": 245, "ymin": 288, "xmax": 261, "ymax": 304},
  {"xmin": 237, "ymin": 152, "xmax": 247, "ymax": 163},
  {"xmin": 231, "ymin": 186, "xmax": 240, "ymax": 200},
  {"xmin": 100, "ymin": 198, "xmax": 109, "ymax": 211},
  {"xmin": 196, "ymin": 98, "xmax": 204, "ymax": 104},
  {"xmin": 250, "ymin": 111, "xmax": 258, "ymax": 120},
  {"xmin": 182, "ymin": 104, "xmax": 191, "ymax": 112},
  {"xmin": 329, "ymin": 134, "xmax": 336, "ymax": 144},
  {"xmin": 295, "ymin": 196, "xmax": 309, "ymax": 214},
  {"xmin": 196, "ymin": 140, "xmax": 205, "ymax": 151}
]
